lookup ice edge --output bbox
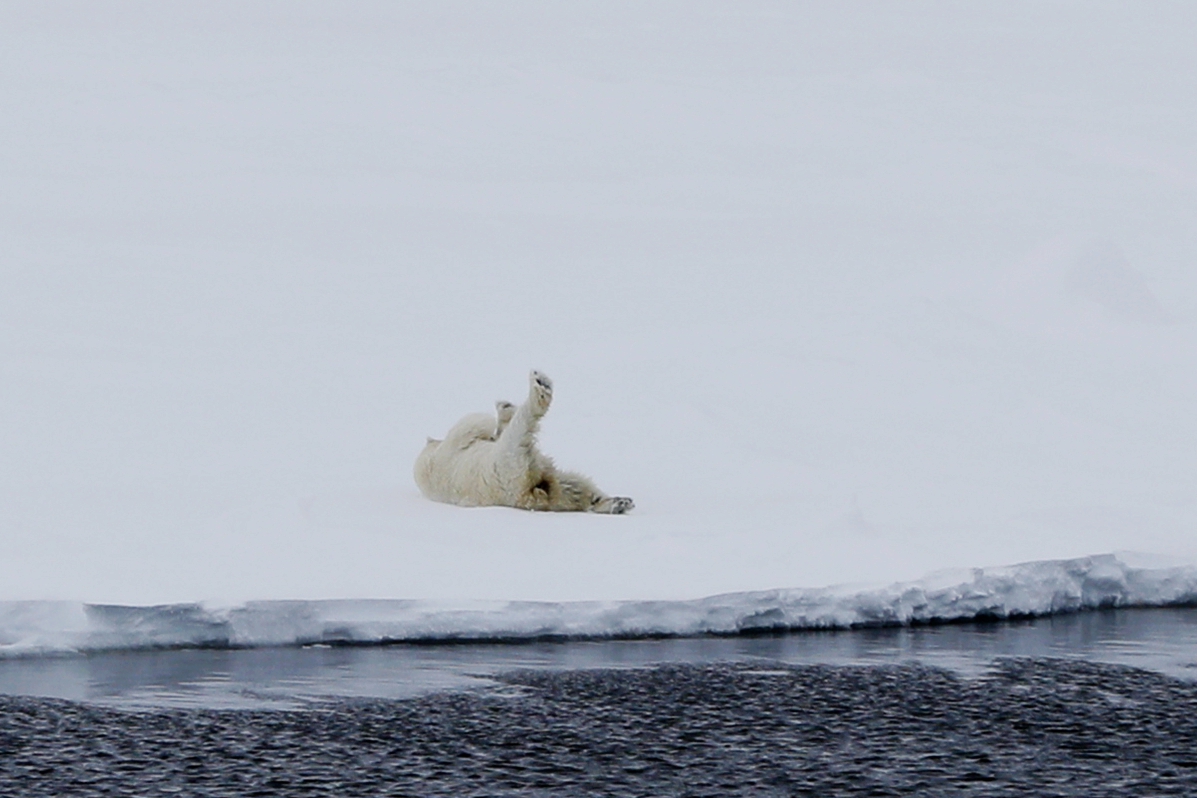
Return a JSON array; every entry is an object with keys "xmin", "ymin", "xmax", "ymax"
[{"xmin": 3, "ymin": 554, "xmax": 1196, "ymax": 658}]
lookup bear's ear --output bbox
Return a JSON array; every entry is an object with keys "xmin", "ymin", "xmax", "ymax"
[{"xmin": 427, "ymin": 436, "xmax": 439, "ymax": 445}]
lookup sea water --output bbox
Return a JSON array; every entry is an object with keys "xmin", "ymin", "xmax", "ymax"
[{"xmin": 2, "ymin": 607, "xmax": 1195, "ymax": 710}]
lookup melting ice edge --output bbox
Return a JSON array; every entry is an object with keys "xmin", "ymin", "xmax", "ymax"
[{"xmin": 4, "ymin": 554, "xmax": 1197, "ymax": 658}]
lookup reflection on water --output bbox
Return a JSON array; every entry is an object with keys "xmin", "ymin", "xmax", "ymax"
[{"xmin": 3, "ymin": 608, "xmax": 1197, "ymax": 710}]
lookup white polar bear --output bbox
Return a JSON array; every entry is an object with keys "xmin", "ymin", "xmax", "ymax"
[{"xmin": 414, "ymin": 371, "xmax": 634, "ymax": 514}]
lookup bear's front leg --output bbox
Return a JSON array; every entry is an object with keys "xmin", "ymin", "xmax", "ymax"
[
  {"xmin": 528, "ymin": 370, "xmax": 553, "ymax": 417},
  {"xmin": 494, "ymin": 401, "xmax": 515, "ymax": 437},
  {"xmin": 494, "ymin": 371, "xmax": 553, "ymax": 465}
]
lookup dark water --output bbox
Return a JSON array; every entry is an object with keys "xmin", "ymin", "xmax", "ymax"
[
  {"xmin": 2, "ymin": 607, "xmax": 1197, "ymax": 710},
  {"xmin": 3, "ymin": 609, "xmax": 1197, "ymax": 796},
  {"xmin": 4, "ymin": 659, "xmax": 1197, "ymax": 797}
]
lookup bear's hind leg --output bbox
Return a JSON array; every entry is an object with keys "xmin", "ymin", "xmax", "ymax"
[
  {"xmin": 593, "ymin": 496, "xmax": 635, "ymax": 514},
  {"xmin": 555, "ymin": 471, "xmax": 634, "ymax": 514}
]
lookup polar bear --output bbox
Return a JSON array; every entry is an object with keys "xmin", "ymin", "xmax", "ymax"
[{"xmin": 414, "ymin": 371, "xmax": 634, "ymax": 514}]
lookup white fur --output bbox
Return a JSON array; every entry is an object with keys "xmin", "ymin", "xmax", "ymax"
[{"xmin": 414, "ymin": 371, "xmax": 634, "ymax": 514}]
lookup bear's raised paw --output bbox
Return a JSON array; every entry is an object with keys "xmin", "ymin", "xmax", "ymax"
[{"xmin": 529, "ymin": 370, "xmax": 553, "ymax": 415}]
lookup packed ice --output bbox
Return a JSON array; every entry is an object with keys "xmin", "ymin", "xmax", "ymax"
[{"xmin": 3, "ymin": 5, "xmax": 1196, "ymax": 614}]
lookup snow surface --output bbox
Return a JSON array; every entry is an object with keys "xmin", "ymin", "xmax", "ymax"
[
  {"xmin": 2, "ymin": 3, "xmax": 1197, "ymax": 607},
  {"xmin": 3, "ymin": 554, "xmax": 1196, "ymax": 658}
]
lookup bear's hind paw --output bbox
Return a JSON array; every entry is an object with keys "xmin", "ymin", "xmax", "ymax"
[{"xmin": 595, "ymin": 496, "xmax": 634, "ymax": 514}]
